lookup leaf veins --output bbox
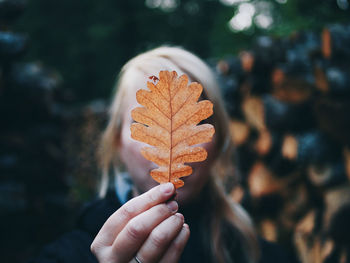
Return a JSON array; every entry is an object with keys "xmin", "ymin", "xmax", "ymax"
[{"xmin": 130, "ymin": 70, "xmax": 215, "ymax": 188}]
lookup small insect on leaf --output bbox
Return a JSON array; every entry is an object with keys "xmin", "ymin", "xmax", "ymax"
[
  {"xmin": 130, "ymin": 70, "xmax": 215, "ymax": 188},
  {"xmin": 149, "ymin": 75, "xmax": 159, "ymax": 83}
]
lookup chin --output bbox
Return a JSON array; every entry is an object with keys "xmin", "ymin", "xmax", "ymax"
[{"xmin": 175, "ymin": 185, "xmax": 201, "ymax": 207}]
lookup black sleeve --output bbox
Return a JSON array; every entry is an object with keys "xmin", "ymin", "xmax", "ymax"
[
  {"xmin": 28, "ymin": 230, "xmax": 97, "ymax": 263},
  {"xmin": 259, "ymin": 238, "xmax": 299, "ymax": 263},
  {"xmin": 27, "ymin": 191, "xmax": 121, "ymax": 263}
]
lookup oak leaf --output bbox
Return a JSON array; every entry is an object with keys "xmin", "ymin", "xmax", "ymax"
[{"xmin": 130, "ymin": 70, "xmax": 215, "ymax": 188}]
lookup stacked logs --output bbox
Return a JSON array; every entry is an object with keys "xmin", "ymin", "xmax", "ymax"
[
  {"xmin": 0, "ymin": 0, "xmax": 65, "ymax": 203},
  {"xmin": 0, "ymin": 2, "xmax": 109, "ymax": 263},
  {"xmin": 0, "ymin": 1, "xmax": 89, "ymax": 262},
  {"xmin": 0, "ymin": 2, "xmax": 65, "ymax": 262},
  {"xmin": 217, "ymin": 24, "xmax": 350, "ymax": 263}
]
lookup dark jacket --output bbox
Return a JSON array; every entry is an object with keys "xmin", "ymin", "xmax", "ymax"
[{"xmin": 28, "ymin": 190, "xmax": 293, "ymax": 263}]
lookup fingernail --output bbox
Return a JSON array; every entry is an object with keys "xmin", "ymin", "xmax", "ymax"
[
  {"xmin": 160, "ymin": 183, "xmax": 174, "ymax": 194},
  {"xmin": 167, "ymin": 200, "xmax": 178, "ymax": 213},
  {"xmin": 175, "ymin": 213, "xmax": 184, "ymax": 221},
  {"xmin": 181, "ymin": 224, "xmax": 190, "ymax": 236}
]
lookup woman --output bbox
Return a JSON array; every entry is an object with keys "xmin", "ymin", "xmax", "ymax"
[{"xmin": 29, "ymin": 46, "xmax": 290, "ymax": 263}]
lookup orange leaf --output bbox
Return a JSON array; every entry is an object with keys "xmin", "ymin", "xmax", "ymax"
[{"xmin": 130, "ymin": 70, "xmax": 215, "ymax": 188}]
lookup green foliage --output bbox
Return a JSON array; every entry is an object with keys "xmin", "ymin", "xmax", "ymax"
[
  {"xmin": 13, "ymin": 0, "xmax": 349, "ymax": 102},
  {"xmin": 271, "ymin": 0, "xmax": 350, "ymax": 35}
]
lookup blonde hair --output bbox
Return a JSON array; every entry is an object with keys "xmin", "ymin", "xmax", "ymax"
[{"xmin": 99, "ymin": 46, "xmax": 259, "ymax": 262}]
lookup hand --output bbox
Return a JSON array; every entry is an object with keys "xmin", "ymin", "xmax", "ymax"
[{"xmin": 91, "ymin": 183, "xmax": 190, "ymax": 263}]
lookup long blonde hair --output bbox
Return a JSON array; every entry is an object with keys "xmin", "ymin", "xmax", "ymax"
[{"xmin": 99, "ymin": 46, "xmax": 259, "ymax": 262}]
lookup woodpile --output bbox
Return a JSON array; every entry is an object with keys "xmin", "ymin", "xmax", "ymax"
[
  {"xmin": 0, "ymin": 0, "xmax": 65, "ymax": 213},
  {"xmin": 0, "ymin": 2, "xmax": 68, "ymax": 262},
  {"xmin": 0, "ymin": 2, "xmax": 108, "ymax": 263},
  {"xmin": 217, "ymin": 23, "xmax": 350, "ymax": 263}
]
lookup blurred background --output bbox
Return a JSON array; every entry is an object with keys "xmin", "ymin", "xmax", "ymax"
[{"xmin": 0, "ymin": 0, "xmax": 350, "ymax": 262}]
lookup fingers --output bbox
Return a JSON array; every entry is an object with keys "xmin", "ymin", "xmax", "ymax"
[
  {"xmin": 159, "ymin": 223, "xmax": 190, "ymax": 263},
  {"xmin": 136, "ymin": 213, "xmax": 185, "ymax": 263},
  {"xmin": 92, "ymin": 183, "xmax": 175, "ymax": 247},
  {"xmin": 110, "ymin": 200, "xmax": 179, "ymax": 262}
]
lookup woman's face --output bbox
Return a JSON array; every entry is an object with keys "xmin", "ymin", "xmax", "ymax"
[{"xmin": 119, "ymin": 80, "xmax": 218, "ymax": 206}]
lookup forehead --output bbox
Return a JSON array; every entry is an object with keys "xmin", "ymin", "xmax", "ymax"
[
  {"xmin": 121, "ymin": 72, "xmax": 150, "ymax": 118},
  {"xmin": 122, "ymin": 89, "xmax": 140, "ymax": 122}
]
